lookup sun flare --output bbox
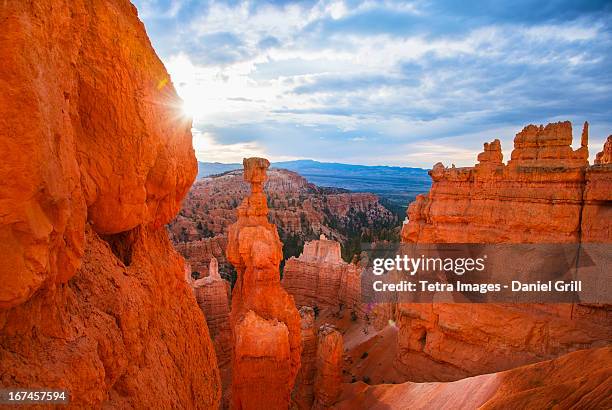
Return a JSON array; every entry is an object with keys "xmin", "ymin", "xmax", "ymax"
[{"xmin": 180, "ymin": 96, "xmax": 199, "ymax": 119}]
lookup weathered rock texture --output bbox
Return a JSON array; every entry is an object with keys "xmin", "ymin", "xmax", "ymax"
[
  {"xmin": 283, "ymin": 236, "xmax": 363, "ymax": 316},
  {"xmin": 0, "ymin": 0, "xmax": 220, "ymax": 407},
  {"xmin": 228, "ymin": 158, "xmax": 302, "ymax": 410},
  {"xmin": 401, "ymin": 121, "xmax": 605, "ymax": 243},
  {"xmin": 395, "ymin": 121, "xmax": 611, "ymax": 383},
  {"xmin": 402, "ymin": 121, "xmax": 611, "ymax": 243},
  {"xmin": 583, "ymin": 136, "xmax": 612, "ymax": 242},
  {"xmin": 394, "ymin": 303, "xmax": 611, "ymax": 382},
  {"xmin": 192, "ymin": 257, "xmax": 233, "ymax": 368},
  {"xmin": 292, "ymin": 306, "xmax": 318, "ymax": 409},
  {"xmin": 313, "ymin": 325, "xmax": 344, "ymax": 410},
  {"xmin": 335, "ymin": 346, "xmax": 612, "ymax": 410},
  {"xmin": 176, "ymin": 235, "xmax": 232, "ymax": 280},
  {"xmin": 595, "ymin": 135, "xmax": 612, "ymax": 165}
]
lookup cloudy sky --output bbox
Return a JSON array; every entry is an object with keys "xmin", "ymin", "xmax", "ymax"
[{"xmin": 133, "ymin": 0, "xmax": 612, "ymax": 167}]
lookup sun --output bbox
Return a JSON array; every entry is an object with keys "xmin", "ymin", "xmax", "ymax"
[
  {"xmin": 165, "ymin": 54, "xmax": 201, "ymax": 119},
  {"xmin": 180, "ymin": 95, "xmax": 199, "ymax": 119}
]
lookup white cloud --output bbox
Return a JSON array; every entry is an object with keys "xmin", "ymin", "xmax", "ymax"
[
  {"xmin": 137, "ymin": 0, "xmax": 183, "ymax": 19},
  {"xmin": 145, "ymin": 1, "xmax": 610, "ymax": 166},
  {"xmin": 525, "ymin": 22, "xmax": 600, "ymax": 42},
  {"xmin": 398, "ymin": 141, "xmax": 477, "ymax": 167},
  {"xmin": 188, "ymin": 1, "xmax": 340, "ymax": 47},
  {"xmin": 192, "ymin": 129, "xmax": 267, "ymax": 163},
  {"xmin": 192, "ymin": 129, "xmax": 302, "ymax": 163},
  {"xmin": 327, "ymin": 1, "xmax": 348, "ymax": 20}
]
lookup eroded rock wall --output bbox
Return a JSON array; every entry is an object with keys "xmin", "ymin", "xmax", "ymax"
[
  {"xmin": 401, "ymin": 122, "xmax": 595, "ymax": 243},
  {"xmin": 293, "ymin": 315, "xmax": 347, "ymax": 410},
  {"xmin": 594, "ymin": 136, "xmax": 612, "ymax": 165},
  {"xmin": 176, "ymin": 235, "xmax": 231, "ymax": 280},
  {"xmin": 283, "ymin": 236, "xmax": 362, "ymax": 316},
  {"xmin": 582, "ymin": 137, "xmax": 612, "ymax": 242},
  {"xmin": 395, "ymin": 303, "xmax": 611, "ymax": 381},
  {"xmin": 193, "ymin": 257, "xmax": 233, "ymax": 368},
  {"xmin": 169, "ymin": 167, "xmax": 398, "ymax": 279},
  {"xmin": 0, "ymin": 0, "xmax": 220, "ymax": 407},
  {"xmin": 396, "ymin": 121, "xmax": 611, "ymax": 382}
]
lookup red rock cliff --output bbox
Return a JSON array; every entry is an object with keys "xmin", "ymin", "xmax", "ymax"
[
  {"xmin": 169, "ymin": 167, "xmax": 398, "ymax": 282},
  {"xmin": 583, "ymin": 135, "xmax": 612, "ymax": 242},
  {"xmin": 594, "ymin": 135, "xmax": 612, "ymax": 165},
  {"xmin": 394, "ymin": 121, "xmax": 611, "ymax": 382},
  {"xmin": 0, "ymin": 0, "xmax": 220, "ymax": 407},
  {"xmin": 402, "ymin": 121, "xmax": 601, "ymax": 243},
  {"xmin": 227, "ymin": 158, "xmax": 302, "ymax": 410},
  {"xmin": 176, "ymin": 235, "xmax": 231, "ymax": 281}
]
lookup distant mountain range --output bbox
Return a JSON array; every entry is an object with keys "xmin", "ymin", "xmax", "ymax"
[{"xmin": 198, "ymin": 159, "xmax": 431, "ymax": 208}]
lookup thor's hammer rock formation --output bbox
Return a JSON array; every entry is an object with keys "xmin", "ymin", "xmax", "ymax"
[{"xmin": 227, "ymin": 158, "xmax": 302, "ymax": 409}]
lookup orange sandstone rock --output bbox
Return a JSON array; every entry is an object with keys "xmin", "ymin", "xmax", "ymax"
[
  {"xmin": 509, "ymin": 121, "xmax": 588, "ymax": 168},
  {"xmin": 583, "ymin": 135, "xmax": 612, "ymax": 242},
  {"xmin": 0, "ymin": 0, "xmax": 219, "ymax": 407},
  {"xmin": 169, "ymin": 167, "xmax": 398, "ymax": 279},
  {"xmin": 334, "ymin": 346, "xmax": 612, "ymax": 410},
  {"xmin": 401, "ymin": 121, "xmax": 607, "ymax": 243},
  {"xmin": 228, "ymin": 158, "xmax": 302, "ymax": 410},
  {"xmin": 396, "ymin": 121, "xmax": 611, "ymax": 385},
  {"xmin": 0, "ymin": 0, "xmax": 195, "ymax": 309},
  {"xmin": 283, "ymin": 236, "xmax": 363, "ymax": 316},
  {"xmin": 191, "ymin": 257, "xmax": 233, "ymax": 408},
  {"xmin": 313, "ymin": 324, "xmax": 344, "ymax": 409},
  {"xmin": 394, "ymin": 303, "xmax": 611, "ymax": 382},
  {"xmin": 175, "ymin": 235, "xmax": 232, "ymax": 280},
  {"xmin": 293, "ymin": 306, "xmax": 318, "ymax": 409},
  {"xmin": 0, "ymin": 225, "xmax": 221, "ymax": 407},
  {"xmin": 193, "ymin": 257, "xmax": 233, "ymax": 368},
  {"xmin": 582, "ymin": 146, "xmax": 612, "ymax": 242},
  {"xmin": 233, "ymin": 311, "xmax": 292, "ymax": 409},
  {"xmin": 594, "ymin": 135, "xmax": 612, "ymax": 165},
  {"xmin": 476, "ymin": 139, "xmax": 503, "ymax": 168}
]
